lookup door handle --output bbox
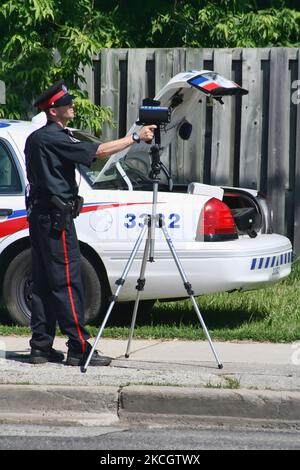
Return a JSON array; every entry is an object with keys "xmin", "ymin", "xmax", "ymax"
[{"xmin": 0, "ymin": 208, "xmax": 13, "ymax": 216}]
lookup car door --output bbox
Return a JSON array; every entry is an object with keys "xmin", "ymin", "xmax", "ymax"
[{"xmin": 0, "ymin": 138, "xmax": 26, "ymax": 245}]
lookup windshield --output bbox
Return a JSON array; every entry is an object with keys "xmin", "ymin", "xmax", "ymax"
[{"xmin": 74, "ymin": 129, "xmax": 170, "ymax": 191}]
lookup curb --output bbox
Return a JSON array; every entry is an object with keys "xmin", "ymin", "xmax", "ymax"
[
  {"xmin": 1, "ymin": 384, "xmax": 300, "ymax": 427},
  {"xmin": 119, "ymin": 386, "xmax": 300, "ymax": 426},
  {"xmin": 0, "ymin": 385, "xmax": 120, "ymax": 425}
]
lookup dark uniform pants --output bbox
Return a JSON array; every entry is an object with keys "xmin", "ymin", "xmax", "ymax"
[{"xmin": 29, "ymin": 208, "xmax": 90, "ymax": 353}]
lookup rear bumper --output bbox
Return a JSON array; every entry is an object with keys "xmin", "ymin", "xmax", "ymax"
[{"xmin": 100, "ymin": 234, "xmax": 293, "ymax": 299}]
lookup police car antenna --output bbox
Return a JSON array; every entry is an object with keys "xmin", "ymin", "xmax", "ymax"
[{"xmin": 82, "ymin": 100, "xmax": 223, "ymax": 372}]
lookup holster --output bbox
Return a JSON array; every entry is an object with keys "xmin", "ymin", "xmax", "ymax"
[
  {"xmin": 50, "ymin": 195, "xmax": 72, "ymax": 231},
  {"xmin": 72, "ymin": 196, "xmax": 84, "ymax": 218},
  {"xmin": 49, "ymin": 195, "xmax": 84, "ymax": 231}
]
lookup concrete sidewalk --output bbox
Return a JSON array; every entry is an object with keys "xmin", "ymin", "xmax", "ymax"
[{"xmin": 0, "ymin": 336, "xmax": 299, "ymax": 427}]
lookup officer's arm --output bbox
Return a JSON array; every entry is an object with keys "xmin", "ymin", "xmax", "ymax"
[{"xmin": 95, "ymin": 125, "xmax": 156, "ymax": 158}]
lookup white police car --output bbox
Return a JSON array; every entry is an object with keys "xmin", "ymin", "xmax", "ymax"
[{"xmin": 0, "ymin": 71, "xmax": 292, "ymax": 326}]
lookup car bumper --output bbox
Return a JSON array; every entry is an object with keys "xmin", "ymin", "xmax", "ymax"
[{"xmin": 98, "ymin": 234, "xmax": 292, "ymax": 300}]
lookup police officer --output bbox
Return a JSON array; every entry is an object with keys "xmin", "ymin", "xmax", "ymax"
[{"xmin": 25, "ymin": 80, "xmax": 156, "ymax": 366}]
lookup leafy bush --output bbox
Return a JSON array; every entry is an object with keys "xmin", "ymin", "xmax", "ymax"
[
  {"xmin": 149, "ymin": 1, "xmax": 300, "ymax": 47},
  {"xmin": 0, "ymin": 0, "xmax": 117, "ymax": 134}
]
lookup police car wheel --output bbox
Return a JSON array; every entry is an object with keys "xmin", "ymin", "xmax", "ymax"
[
  {"xmin": 81, "ymin": 254, "xmax": 103, "ymax": 325},
  {"xmin": 2, "ymin": 248, "xmax": 104, "ymax": 326},
  {"xmin": 3, "ymin": 249, "xmax": 32, "ymax": 326}
]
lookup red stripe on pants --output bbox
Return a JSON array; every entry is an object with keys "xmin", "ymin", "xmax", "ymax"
[{"xmin": 62, "ymin": 229, "xmax": 85, "ymax": 353}]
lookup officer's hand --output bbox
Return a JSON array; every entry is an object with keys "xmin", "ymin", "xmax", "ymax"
[{"xmin": 139, "ymin": 125, "xmax": 157, "ymax": 143}]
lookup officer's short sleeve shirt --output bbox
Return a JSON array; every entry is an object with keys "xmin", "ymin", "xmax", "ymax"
[
  {"xmin": 25, "ymin": 121, "xmax": 100, "ymax": 200},
  {"xmin": 45, "ymin": 126, "xmax": 98, "ymax": 166}
]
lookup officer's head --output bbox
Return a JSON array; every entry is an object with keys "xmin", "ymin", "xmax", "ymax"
[{"xmin": 34, "ymin": 80, "xmax": 75, "ymax": 123}]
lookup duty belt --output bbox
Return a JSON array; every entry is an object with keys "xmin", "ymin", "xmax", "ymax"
[
  {"xmin": 30, "ymin": 195, "xmax": 84, "ymax": 229},
  {"xmin": 32, "ymin": 196, "xmax": 83, "ymax": 213}
]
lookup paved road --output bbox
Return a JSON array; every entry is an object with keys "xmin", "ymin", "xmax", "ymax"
[{"xmin": 0, "ymin": 423, "xmax": 299, "ymax": 450}]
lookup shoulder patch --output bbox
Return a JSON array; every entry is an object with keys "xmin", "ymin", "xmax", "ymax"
[
  {"xmin": 68, "ymin": 135, "xmax": 81, "ymax": 143},
  {"xmin": 64, "ymin": 128, "xmax": 81, "ymax": 143}
]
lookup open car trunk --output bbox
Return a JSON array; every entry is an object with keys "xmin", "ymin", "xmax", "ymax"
[
  {"xmin": 222, "ymin": 187, "xmax": 272, "ymax": 238},
  {"xmin": 186, "ymin": 182, "xmax": 272, "ymax": 239}
]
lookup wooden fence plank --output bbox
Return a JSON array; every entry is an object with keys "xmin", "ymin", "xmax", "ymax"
[
  {"xmin": 211, "ymin": 49, "xmax": 233, "ymax": 185},
  {"xmin": 184, "ymin": 49, "xmax": 205, "ymax": 183},
  {"xmin": 154, "ymin": 49, "xmax": 182, "ymax": 179},
  {"xmin": 267, "ymin": 48, "xmax": 290, "ymax": 235},
  {"xmin": 155, "ymin": 49, "xmax": 175, "ymax": 96},
  {"xmin": 293, "ymin": 49, "xmax": 300, "ymax": 255},
  {"xmin": 126, "ymin": 50, "xmax": 148, "ymax": 132},
  {"xmin": 239, "ymin": 48, "xmax": 263, "ymax": 189},
  {"xmin": 171, "ymin": 49, "xmax": 187, "ymax": 183},
  {"xmin": 100, "ymin": 49, "xmax": 120, "ymax": 141},
  {"xmin": 80, "ymin": 63, "xmax": 94, "ymax": 102}
]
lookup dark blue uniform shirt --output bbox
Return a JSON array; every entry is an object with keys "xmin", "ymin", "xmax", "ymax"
[{"xmin": 25, "ymin": 121, "xmax": 99, "ymax": 200}]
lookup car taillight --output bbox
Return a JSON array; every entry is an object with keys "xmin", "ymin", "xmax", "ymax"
[{"xmin": 196, "ymin": 197, "xmax": 238, "ymax": 242}]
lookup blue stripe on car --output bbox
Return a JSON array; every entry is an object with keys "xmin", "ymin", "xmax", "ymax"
[
  {"xmin": 8, "ymin": 209, "xmax": 27, "ymax": 219},
  {"xmin": 251, "ymin": 258, "xmax": 257, "ymax": 270},
  {"xmin": 250, "ymin": 251, "xmax": 292, "ymax": 270}
]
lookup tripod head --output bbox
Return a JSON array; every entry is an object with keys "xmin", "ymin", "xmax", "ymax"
[{"xmin": 149, "ymin": 142, "xmax": 161, "ymax": 181}]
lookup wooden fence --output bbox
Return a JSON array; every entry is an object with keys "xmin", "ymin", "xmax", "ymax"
[{"xmin": 81, "ymin": 48, "xmax": 300, "ymax": 255}]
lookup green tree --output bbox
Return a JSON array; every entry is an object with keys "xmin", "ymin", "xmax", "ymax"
[
  {"xmin": 0, "ymin": 0, "xmax": 122, "ymax": 134},
  {"xmin": 92, "ymin": 1, "xmax": 300, "ymax": 47},
  {"xmin": 1, "ymin": 0, "xmax": 300, "ymax": 132},
  {"xmin": 148, "ymin": 0, "xmax": 300, "ymax": 47}
]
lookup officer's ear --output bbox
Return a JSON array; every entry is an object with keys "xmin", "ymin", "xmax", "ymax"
[{"xmin": 47, "ymin": 107, "xmax": 57, "ymax": 118}]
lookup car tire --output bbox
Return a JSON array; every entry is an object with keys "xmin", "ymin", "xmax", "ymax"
[
  {"xmin": 3, "ymin": 249, "xmax": 32, "ymax": 326},
  {"xmin": 2, "ymin": 248, "xmax": 104, "ymax": 326},
  {"xmin": 81, "ymin": 254, "xmax": 104, "ymax": 325}
]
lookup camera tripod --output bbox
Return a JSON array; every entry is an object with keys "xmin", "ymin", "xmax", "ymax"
[{"xmin": 82, "ymin": 131, "xmax": 223, "ymax": 372}]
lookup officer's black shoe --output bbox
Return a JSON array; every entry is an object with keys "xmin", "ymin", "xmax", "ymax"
[
  {"xmin": 66, "ymin": 347, "xmax": 112, "ymax": 367},
  {"xmin": 30, "ymin": 348, "xmax": 64, "ymax": 364}
]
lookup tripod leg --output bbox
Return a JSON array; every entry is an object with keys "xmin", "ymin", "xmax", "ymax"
[
  {"xmin": 125, "ymin": 225, "xmax": 151, "ymax": 358},
  {"xmin": 82, "ymin": 223, "xmax": 148, "ymax": 372},
  {"xmin": 160, "ymin": 223, "xmax": 223, "ymax": 369},
  {"xmin": 149, "ymin": 181, "xmax": 158, "ymax": 262}
]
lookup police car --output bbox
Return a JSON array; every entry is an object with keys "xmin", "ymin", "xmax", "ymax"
[{"xmin": 0, "ymin": 71, "xmax": 292, "ymax": 326}]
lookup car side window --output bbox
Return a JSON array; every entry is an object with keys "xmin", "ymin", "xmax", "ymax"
[{"xmin": 0, "ymin": 140, "xmax": 22, "ymax": 194}]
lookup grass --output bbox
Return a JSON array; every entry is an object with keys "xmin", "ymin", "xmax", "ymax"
[
  {"xmin": 1, "ymin": 262, "xmax": 300, "ymax": 343},
  {"xmin": 205, "ymin": 377, "xmax": 241, "ymax": 389}
]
